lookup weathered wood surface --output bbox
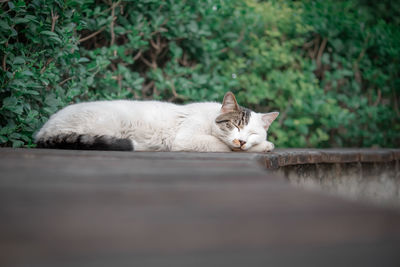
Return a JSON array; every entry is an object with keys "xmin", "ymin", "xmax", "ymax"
[
  {"xmin": 259, "ymin": 148, "xmax": 400, "ymax": 168},
  {"xmin": 1, "ymin": 148, "xmax": 400, "ymax": 267}
]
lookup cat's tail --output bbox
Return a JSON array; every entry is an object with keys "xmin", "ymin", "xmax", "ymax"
[{"xmin": 35, "ymin": 133, "xmax": 134, "ymax": 151}]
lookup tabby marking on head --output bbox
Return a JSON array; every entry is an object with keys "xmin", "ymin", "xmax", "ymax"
[{"xmin": 213, "ymin": 92, "xmax": 279, "ymax": 151}]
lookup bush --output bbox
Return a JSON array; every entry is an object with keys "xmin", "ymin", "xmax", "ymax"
[
  {"xmin": 0, "ymin": 0, "xmax": 399, "ymax": 148},
  {"xmin": 299, "ymin": 0, "xmax": 400, "ymax": 147}
]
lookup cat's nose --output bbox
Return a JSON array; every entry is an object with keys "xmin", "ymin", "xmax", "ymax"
[{"xmin": 239, "ymin": 140, "xmax": 246, "ymax": 146}]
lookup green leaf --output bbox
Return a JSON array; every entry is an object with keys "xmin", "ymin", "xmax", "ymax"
[
  {"xmin": 0, "ymin": 135, "xmax": 8, "ymax": 144},
  {"xmin": 40, "ymin": 30, "xmax": 59, "ymax": 37},
  {"xmin": 8, "ymin": 1, "xmax": 15, "ymax": 9},
  {"xmin": 13, "ymin": 57, "xmax": 26, "ymax": 65},
  {"xmin": 43, "ymin": 107, "xmax": 57, "ymax": 115},
  {"xmin": 188, "ymin": 21, "xmax": 198, "ymax": 33},
  {"xmin": 78, "ymin": 57, "xmax": 90, "ymax": 63},
  {"xmin": 23, "ymin": 89, "xmax": 40, "ymax": 95},
  {"xmin": 0, "ymin": 20, "xmax": 11, "ymax": 31},
  {"xmin": 0, "ymin": 126, "xmax": 12, "ymax": 135},
  {"xmin": 9, "ymin": 133, "xmax": 21, "ymax": 139},
  {"xmin": 87, "ymin": 76, "xmax": 94, "ymax": 86},
  {"xmin": 21, "ymin": 70, "xmax": 34, "ymax": 76},
  {"xmin": 14, "ymin": 18, "xmax": 30, "ymax": 24},
  {"xmin": 49, "ymin": 36, "xmax": 62, "ymax": 44},
  {"xmin": 3, "ymin": 97, "xmax": 18, "ymax": 108},
  {"xmin": 45, "ymin": 94, "xmax": 61, "ymax": 108},
  {"xmin": 20, "ymin": 134, "xmax": 31, "ymax": 142},
  {"xmin": 11, "ymin": 140, "xmax": 24, "ymax": 148}
]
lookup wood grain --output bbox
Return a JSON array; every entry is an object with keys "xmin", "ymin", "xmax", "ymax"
[{"xmin": 1, "ymin": 148, "xmax": 399, "ymax": 267}]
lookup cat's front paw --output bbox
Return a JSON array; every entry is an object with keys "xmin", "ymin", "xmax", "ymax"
[
  {"xmin": 264, "ymin": 141, "xmax": 275, "ymax": 152},
  {"xmin": 246, "ymin": 140, "xmax": 275, "ymax": 153}
]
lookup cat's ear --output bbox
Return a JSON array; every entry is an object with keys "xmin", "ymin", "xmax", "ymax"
[
  {"xmin": 261, "ymin": 112, "xmax": 279, "ymax": 130},
  {"xmin": 221, "ymin": 92, "xmax": 239, "ymax": 113}
]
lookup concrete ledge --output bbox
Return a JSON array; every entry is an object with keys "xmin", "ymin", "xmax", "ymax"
[
  {"xmin": 261, "ymin": 149, "xmax": 400, "ymax": 169},
  {"xmin": 260, "ymin": 149, "xmax": 400, "ymax": 207}
]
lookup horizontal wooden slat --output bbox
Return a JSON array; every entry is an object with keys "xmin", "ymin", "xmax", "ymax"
[{"xmin": 1, "ymin": 148, "xmax": 399, "ymax": 267}]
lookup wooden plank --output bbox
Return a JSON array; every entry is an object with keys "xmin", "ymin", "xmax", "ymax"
[{"xmin": 1, "ymin": 148, "xmax": 400, "ymax": 267}]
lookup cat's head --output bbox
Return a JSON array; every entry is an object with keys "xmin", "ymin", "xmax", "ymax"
[{"xmin": 213, "ymin": 92, "xmax": 279, "ymax": 151}]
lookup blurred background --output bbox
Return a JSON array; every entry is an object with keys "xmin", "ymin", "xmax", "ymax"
[{"xmin": 1, "ymin": 0, "xmax": 399, "ymax": 148}]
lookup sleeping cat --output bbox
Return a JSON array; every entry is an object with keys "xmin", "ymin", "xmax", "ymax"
[{"xmin": 35, "ymin": 92, "xmax": 279, "ymax": 152}]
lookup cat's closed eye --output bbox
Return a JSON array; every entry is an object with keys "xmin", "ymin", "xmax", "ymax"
[{"xmin": 225, "ymin": 122, "xmax": 233, "ymax": 129}]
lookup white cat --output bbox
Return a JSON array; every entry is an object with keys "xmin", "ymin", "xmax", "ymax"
[{"xmin": 35, "ymin": 92, "xmax": 279, "ymax": 152}]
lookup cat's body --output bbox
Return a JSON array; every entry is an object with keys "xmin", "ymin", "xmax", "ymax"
[{"xmin": 35, "ymin": 92, "xmax": 279, "ymax": 152}]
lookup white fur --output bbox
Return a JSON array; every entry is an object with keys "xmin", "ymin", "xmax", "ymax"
[{"xmin": 35, "ymin": 100, "xmax": 277, "ymax": 152}]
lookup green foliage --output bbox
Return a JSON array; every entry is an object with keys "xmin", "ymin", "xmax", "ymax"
[
  {"xmin": 298, "ymin": 0, "xmax": 400, "ymax": 147},
  {"xmin": 0, "ymin": 0, "xmax": 399, "ymax": 148}
]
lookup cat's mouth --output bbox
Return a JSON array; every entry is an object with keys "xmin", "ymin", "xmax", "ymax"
[{"xmin": 232, "ymin": 139, "xmax": 246, "ymax": 151}]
